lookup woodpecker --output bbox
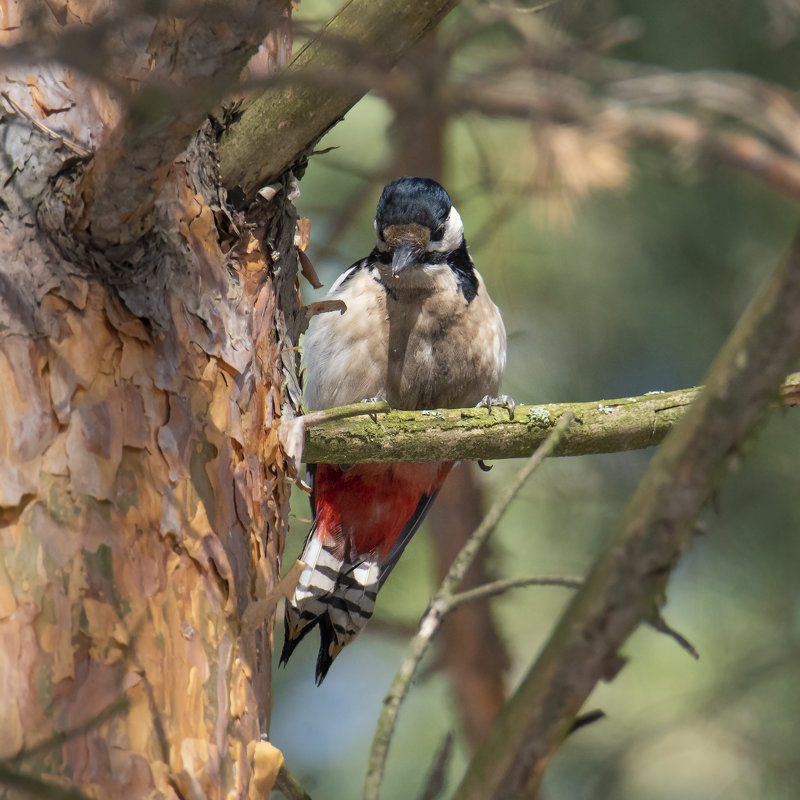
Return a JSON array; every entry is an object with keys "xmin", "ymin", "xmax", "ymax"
[{"xmin": 281, "ymin": 177, "xmax": 508, "ymax": 683}]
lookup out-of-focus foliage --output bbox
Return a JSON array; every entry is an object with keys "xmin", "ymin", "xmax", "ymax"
[{"xmin": 272, "ymin": 2, "xmax": 800, "ymax": 798}]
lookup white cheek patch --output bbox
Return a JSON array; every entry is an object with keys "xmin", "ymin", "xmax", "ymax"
[
  {"xmin": 428, "ymin": 205, "xmax": 464, "ymax": 253},
  {"xmin": 374, "ymin": 219, "xmax": 390, "ymax": 252}
]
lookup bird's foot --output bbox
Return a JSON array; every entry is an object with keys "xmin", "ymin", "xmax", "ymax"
[
  {"xmin": 360, "ymin": 396, "xmax": 387, "ymax": 422},
  {"xmin": 476, "ymin": 394, "xmax": 516, "ymax": 420}
]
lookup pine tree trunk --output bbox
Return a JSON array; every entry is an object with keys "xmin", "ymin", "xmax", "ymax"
[{"xmin": 0, "ymin": 3, "xmax": 300, "ymax": 797}]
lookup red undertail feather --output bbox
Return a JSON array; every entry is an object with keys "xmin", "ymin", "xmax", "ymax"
[
  {"xmin": 281, "ymin": 461, "xmax": 453, "ymax": 683},
  {"xmin": 314, "ymin": 463, "xmax": 453, "ymax": 556}
]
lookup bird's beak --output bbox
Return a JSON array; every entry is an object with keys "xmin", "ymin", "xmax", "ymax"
[{"xmin": 391, "ymin": 243, "xmax": 418, "ymax": 278}]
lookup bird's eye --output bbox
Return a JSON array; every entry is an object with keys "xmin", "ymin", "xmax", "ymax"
[{"xmin": 430, "ymin": 225, "xmax": 445, "ymax": 242}]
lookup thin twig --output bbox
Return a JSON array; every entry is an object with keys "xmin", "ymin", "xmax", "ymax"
[
  {"xmin": 275, "ymin": 763, "xmax": 313, "ymax": 800},
  {"xmin": 300, "ymin": 400, "xmax": 391, "ymax": 429},
  {"xmin": 1, "ymin": 91, "xmax": 92, "ymax": 157},
  {"xmin": 438, "ymin": 411, "xmax": 574, "ymax": 598},
  {"xmin": 362, "ymin": 412, "xmax": 574, "ymax": 800},
  {"xmin": 10, "ymin": 697, "xmax": 129, "ymax": 765},
  {"xmin": 647, "ymin": 612, "xmax": 699, "ymax": 660},
  {"xmin": 448, "ymin": 575, "xmax": 583, "ymax": 610}
]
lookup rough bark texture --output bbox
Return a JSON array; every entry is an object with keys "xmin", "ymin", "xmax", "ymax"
[{"xmin": 0, "ymin": 2, "xmax": 302, "ymax": 797}]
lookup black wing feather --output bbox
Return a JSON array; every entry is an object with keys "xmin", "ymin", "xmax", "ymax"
[{"xmin": 377, "ymin": 488, "xmax": 442, "ymax": 586}]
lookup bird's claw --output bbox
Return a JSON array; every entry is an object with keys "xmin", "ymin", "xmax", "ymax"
[
  {"xmin": 360, "ymin": 397, "xmax": 385, "ymax": 423},
  {"xmin": 476, "ymin": 394, "xmax": 516, "ymax": 420}
]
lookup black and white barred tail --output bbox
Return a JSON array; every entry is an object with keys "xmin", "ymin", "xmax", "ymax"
[{"xmin": 280, "ymin": 530, "xmax": 381, "ymax": 684}]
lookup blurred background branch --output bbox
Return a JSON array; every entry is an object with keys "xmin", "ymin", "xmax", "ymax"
[
  {"xmin": 272, "ymin": 5, "xmax": 800, "ymax": 796},
  {"xmin": 455, "ymin": 225, "xmax": 800, "ymax": 798},
  {"xmin": 268, "ymin": 3, "xmax": 800, "ymax": 797},
  {"xmin": 363, "ymin": 413, "xmax": 574, "ymax": 800}
]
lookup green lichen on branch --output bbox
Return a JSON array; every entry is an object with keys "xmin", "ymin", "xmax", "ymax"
[{"xmin": 301, "ymin": 375, "xmax": 799, "ymax": 464}]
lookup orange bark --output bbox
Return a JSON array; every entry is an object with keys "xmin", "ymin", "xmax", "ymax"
[{"xmin": 0, "ymin": 2, "xmax": 299, "ymax": 797}]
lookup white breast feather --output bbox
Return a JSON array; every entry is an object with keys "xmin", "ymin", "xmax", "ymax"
[
  {"xmin": 304, "ymin": 269, "xmax": 389, "ymax": 411},
  {"xmin": 303, "ymin": 261, "xmax": 506, "ymax": 411}
]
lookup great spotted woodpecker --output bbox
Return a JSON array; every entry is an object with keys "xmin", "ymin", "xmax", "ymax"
[{"xmin": 281, "ymin": 177, "xmax": 508, "ymax": 683}]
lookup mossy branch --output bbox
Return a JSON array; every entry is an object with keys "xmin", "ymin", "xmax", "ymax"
[
  {"xmin": 300, "ymin": 374, "xmax": 799, "ymax": 464},
  {"xmin": 218, "ymin": 0, "xmax": 457, "ymax": 202}
]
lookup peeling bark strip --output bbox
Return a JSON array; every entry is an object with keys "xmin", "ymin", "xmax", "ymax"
[
  {"xmin": 0, "ymin": 1, "xmax": 302, "ymax": 797},
  {"xmin": 454, "ymin": 231, "xmax": 800, "ymax": 799}
]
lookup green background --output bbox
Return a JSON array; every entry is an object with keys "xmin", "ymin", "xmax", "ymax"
[{"xmin": 272, "ymin": 2, "xmax": 800, "ymax": 797}]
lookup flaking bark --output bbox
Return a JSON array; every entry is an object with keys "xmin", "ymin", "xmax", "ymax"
[{"xmin": 0, "ymin": 2, "xmax": 301, "ymax": 797}]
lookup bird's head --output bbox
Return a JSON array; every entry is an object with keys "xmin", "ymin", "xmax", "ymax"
[{"xmin": 374, "ymin": 177, "xmax": 465, "ymax": 278}]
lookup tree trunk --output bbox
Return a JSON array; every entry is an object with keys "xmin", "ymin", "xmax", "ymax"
[{"xmin": 0, "ymin": 3, "xmax": 301, "ymax": 797}]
